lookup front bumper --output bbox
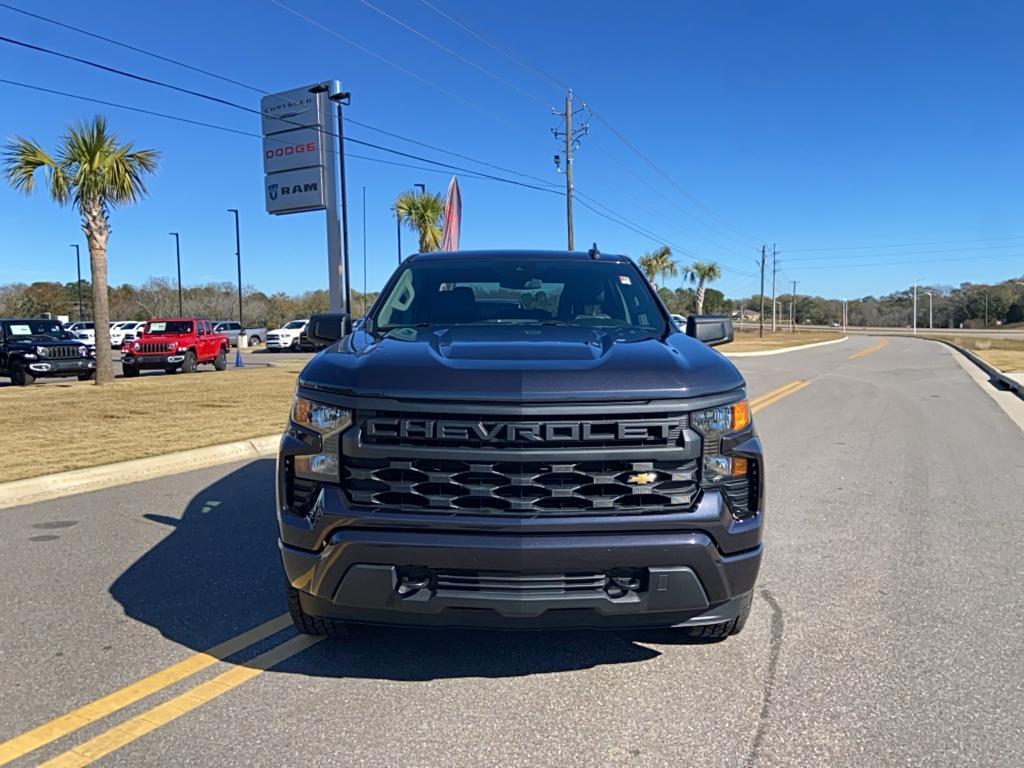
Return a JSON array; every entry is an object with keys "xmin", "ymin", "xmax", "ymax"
[
  {"xmin": 266, "ymin": 337, "xmax": 298, "ymax": 349},
  {"xmin": 122, "ymin": 353, "xmax": 186, "ymax": 369},
  {"xmin": 27, "ymin": 358, "xmax": 96, "ymax": 376}
]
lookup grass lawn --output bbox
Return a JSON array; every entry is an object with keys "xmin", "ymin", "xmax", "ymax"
[
  {"xmin": 0, "ymin": 365, "xmax": 303, "ymax": 483},
  {"xmin": 941, "ymin": 336, "xmax": 1024, "ymax": 372},
  {"xmin": 719, "ymin": 329, "xmax": 844, "ymax": 353}
]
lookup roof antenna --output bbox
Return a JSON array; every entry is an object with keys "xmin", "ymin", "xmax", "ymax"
[{"xmin": 588, "ymin": 242, "xmax": 601, "ymax": 259}]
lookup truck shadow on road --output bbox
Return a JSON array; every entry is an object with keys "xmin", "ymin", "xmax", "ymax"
[{"xmin": 109, "ymin": 459, "xmax": 675, "ymax": 680}]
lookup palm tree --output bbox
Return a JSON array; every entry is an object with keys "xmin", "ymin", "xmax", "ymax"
[
  {"xmin": 637, "ymin": 245, "xmax": 677, "ymax": 289},
  {"xmin": 4, "ymin": 116, "xmax": 158, "ymax": 384},
  {"xmin": 683, "ymin": 260, "xmax": 722, "ymax": 315},
  {"xmin": 393, "ymin": 188, "xmax": 445, "ymax": 252}
]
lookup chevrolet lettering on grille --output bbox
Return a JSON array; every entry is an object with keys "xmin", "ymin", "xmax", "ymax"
[{"xmin": 364, "ymin": 417, "xmax": 681, "ymax": 444}]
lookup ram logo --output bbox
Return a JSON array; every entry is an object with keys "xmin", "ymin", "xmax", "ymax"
[{"xmin": 267, "ymin": 184, "xmax": 279, "ymax": 200}]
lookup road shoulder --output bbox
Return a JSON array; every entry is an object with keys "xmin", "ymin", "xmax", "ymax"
[{"xmin": 945, "ymin": 345, "xmax": 1024, "ymax": 432}]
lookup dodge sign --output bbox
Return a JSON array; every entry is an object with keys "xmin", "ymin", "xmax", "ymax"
[{"xmin": 263, "ymin": 127, "xmax": 323, "ymax": 175}]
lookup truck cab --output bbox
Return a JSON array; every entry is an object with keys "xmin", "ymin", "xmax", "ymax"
[{"xmin": 276, "ymin": 250, "xmax": 761, "ymax": 640}]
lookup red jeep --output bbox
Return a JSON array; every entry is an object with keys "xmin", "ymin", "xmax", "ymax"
[{"xmin": 121, "ymin": 318, "xmax": 229, "ymax": 377}]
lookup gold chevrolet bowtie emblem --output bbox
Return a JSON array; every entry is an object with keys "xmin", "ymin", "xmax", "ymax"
[{"xmin": 626, "ymin": 472, "xmax": 658, "ymax": 485}]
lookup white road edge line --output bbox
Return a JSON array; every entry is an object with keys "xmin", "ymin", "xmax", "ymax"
[
  {"xmin": 945, "ymin": 346, "xmax": 1024, "ymax": 433},
  {"xmin": 0, "ymin": 434, "xmax": 281, "ymax": 510},
  {"xmin": 723, "ymin": 335, "xmax": 849, "ymax": 358}
]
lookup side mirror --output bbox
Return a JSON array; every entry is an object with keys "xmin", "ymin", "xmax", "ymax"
[
  {"xmin": 686, "ymin": 314, "xmax": 733, "ymax": 347},
  {"xmin": 306, "ymin": 313, "xmax": 352, "ymax": 345}
]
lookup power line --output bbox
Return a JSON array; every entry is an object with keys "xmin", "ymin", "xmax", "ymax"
[
  {"xmin": 357, "ymin": 0, "xmax": 550, "ymax": 106},
  {"xmin": 784, "ymin": 252, "xmax": 1024, "ymax": 271},
  {"xmin": 0, "ymin": 1, "xmax": 265, "ymax": 93},
  {"xmin": 418, "ymin": 0, "xmax": 569, "ymax": 93},
  {"xmin": 780, "ymin": 243, "xmax": 1024, "ymax": 262},
  {"xmin": 0, "ymin": 3, "xmax": 560, "ymax": 189},
  {"xmin": 784, "ymin": 235, "xmax": 1024, "ymax": 252},
  {"xmin": 267, "ymin": 0, "xmax": 535, "ymax": 140}
]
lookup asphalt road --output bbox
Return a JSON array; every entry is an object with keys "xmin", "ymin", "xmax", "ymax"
[{"xmin": 1, "ymin": 336, "xmax": 1022, "ymax": 767}]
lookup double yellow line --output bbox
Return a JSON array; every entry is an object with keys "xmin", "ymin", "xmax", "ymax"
[
  {"xmin": 849, "ymin": 338, "xmax": 888, "ymax": 360},
  {"xmin": 4, "ymin": 379, "xmax": 814, "ymax": 765}
]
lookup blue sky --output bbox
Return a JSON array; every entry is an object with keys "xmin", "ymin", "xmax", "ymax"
[{"xmin": 1, "ymin": 0, "xmax": 1022, "ymax": 300}]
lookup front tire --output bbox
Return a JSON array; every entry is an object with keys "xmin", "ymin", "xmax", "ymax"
[
  {"xmin": 248, "ymin": 336, "xmax": 261, "ymax": 347},
  {"xmin": 122, "ymin": 365, "xmax": 140, "ymax": 378},
  {"xmin": 290, "ymin": 338, "xmax": 301, "ymax": 352},
  {"xmin": 213, "ymin": 348, "xmax": 227, "ymax": 371},
  {"xmin": 286, "ymin": 583, "xmax": 347, "ymax": 637},
  {"xmin": 77, "ymin": 372, "xmax": 95, "ymax": 381},
  {"xmin": 181, "ymin": 351, "xmax": 197, "ymax": 374},
  {"xmin": 11, "ymin": 361, "xmax": 34, "ymax": 386}
]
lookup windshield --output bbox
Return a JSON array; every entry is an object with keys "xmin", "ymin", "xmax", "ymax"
[
  {"xmin": 373, "ymin": 258, "xmax": 666, "ymax": 334},
  {"xmin": 145, "ymin": 321, "xmax": 193, "ymax": 335},
  {"xmin": 283, "ymin": 320, "xmax": 306, "ymax": 329},
  {"xmin": 3, "ymin": 320, "xmax": 67, "ymax": 339}
]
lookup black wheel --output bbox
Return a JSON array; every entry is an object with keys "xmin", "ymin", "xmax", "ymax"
[
  {"xmin": 682, "ymin": 592, "xmax": 752, "ymax": 641},
  {"xmin": 249, "ymin": 336, "xmax": 261, "ymax": 347},
  {"xmin": 181, "ymin": 351, "xmax": 197, "ymax": 374},
  {"xmin": 290, "ymin": 337, "xmax": 301, "ymax": 352},
  {"xmin": 286, "ymin": 583, "xmax": 347, "ymax": 637},
  {"xmin": 122, "ymin": 365, "xmax": 140, "ymax": 378},
  {"xmin": 11, "ymin": 361, "xmax": 34, "ymax": 386},
  {"xmin": 213, "ymin": 348, "xmax": 227, "ymax": 371},
  {"xmin": 77, "ymin": 372, "xmax": 95, "ymax": 381},
  {"xmin": 269, "ymin": 347, "xmax": 280, "ymax": 353}
]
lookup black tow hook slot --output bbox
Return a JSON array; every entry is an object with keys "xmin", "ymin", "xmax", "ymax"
[
  {"xmin": 396, "ymin": 568, "xmax": 432, "ymax": 596},
  {"xmin": 605, "ymin": 569, "xmax": 645, "ymax": 599}
]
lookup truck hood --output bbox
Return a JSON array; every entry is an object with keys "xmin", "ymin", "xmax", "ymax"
[{"xmin": 299, "ymin": 325, "xmax": 744, "ymax": 402}]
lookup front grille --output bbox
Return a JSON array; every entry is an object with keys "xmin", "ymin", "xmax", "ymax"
[
  {"xmin": 342, "ymin": 457, "xmax": 699, "ymax": 516},
  {"xmin": 43, "ymin": 345, "xmax": 83, "ymax": 360},
  {"xmin": 435, "ymin": 570, "xmax": 608, "ymax": 595},
  {"xmin": 139, "ymin": 342, "xmax": 175, "ymax": 354}
]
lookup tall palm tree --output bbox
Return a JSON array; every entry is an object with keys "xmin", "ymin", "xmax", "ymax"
[
  {"xmin": 637, "ymin": 245, "xmax": 677, "ymax": 289},
  {"xmin": 683, "ymin": 260, "xmax": 722, "ymax": 315},
  {"xmin": 4, "ymin": 116, "xmax": 158, "ymax": 384},
  {"xmin": 393, "ymin": 188, "xmax": 445, "ymax": 253}
]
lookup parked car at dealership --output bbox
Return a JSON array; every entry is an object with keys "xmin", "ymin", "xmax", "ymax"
[
  {"xmin": 121, "ymin": 318, "xmax": 229, "ymax": 376},
  {"xmin": 1, "ymin": 317, "xmax": 96, "ymax": 385},
  {"xmin": 64, "ymin": 320, "xmax": 95, "ymax": 347},
  {"xmin": 212, "ymin": 321, "xmax": 267, "ymax": 347},
  {"xmin": 266, "ymin": 319, "xmax": 313, "ymax": 352},
  {"xmin": 114, "ymin": 320, "xmax": 147, "ymax": 346}
]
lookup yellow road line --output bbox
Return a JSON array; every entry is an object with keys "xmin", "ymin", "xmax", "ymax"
[
  {"xmin": 40, "ymin": 634, "xmax": 323, "ymax": 768},
  {"xmin": 849, "ymin": 338, "xmax": 888, "ymax": 360},
  {"xmin": 749, "ymin": 380, "xmax": 809, "ymax": 412},
  {"xmin": 0, "ymin": 614, "xmax": 291, "ymax": 766}
]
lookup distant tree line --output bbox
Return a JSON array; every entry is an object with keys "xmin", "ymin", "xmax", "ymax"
[{"xmin": 0, "ymin": 278, "xmax": 380, "ymax": 330}]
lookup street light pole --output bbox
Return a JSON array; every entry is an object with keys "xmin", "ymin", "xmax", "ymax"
[
  {"xmin": 227, "ymin": 209, "xmax": 244, "ymax": 367},
  {"xmin": 70, "ymin": 244, "xmax": 84, "ymax": 321},
  {"xmin": 924, "ymin": 291, "xmax": 933, "ymax": 330},
  {"xmin": 169, "ymin": 232, "xmax": 182, "ymax": 316},
  {"xmin": 912, "ymin": 282, "xmax": 917, "ymax": 335}
]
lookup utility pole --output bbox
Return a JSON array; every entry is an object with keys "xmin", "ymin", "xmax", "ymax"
[
  {"xmin": 758, "ymin": 245, "xmax": 766, "ymax": 338},
  {"xmin": 791, "ymin": 280, "xmax": 797, "ymax": 332},
  {"xmin": 169, "ymin": 232, "xmax": 182, "ymax": 316},
  {"xmin": 552, "ymin": 91, "xmax": 587, "ymax": 250},
  {"xmin": 227, "ymin": 209, "xmax": 244, "ymax": 367},
  {"xmin": 70, "ymin": 244, "xmax": 84, "ymax": 321},
  {"xmin": 771, "ymin": 244, "xmax": 778, "ymax": 332},
  {"xmin": 912, "ymin": 282, "xmax": 918, "ymax": 335}
]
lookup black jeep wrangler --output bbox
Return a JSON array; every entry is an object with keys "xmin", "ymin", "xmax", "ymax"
[
  {"xmin": 278, "ymin": 250, "xmax": 762, "ymax": 640},
  {"xmin": 0, "ymin": 318, "xmax": 96, "ymax": 385}
]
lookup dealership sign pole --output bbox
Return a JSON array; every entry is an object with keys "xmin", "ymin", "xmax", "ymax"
[{"xmin": 261, "ymin": 82, "xmax": 348, "ymax": 314}]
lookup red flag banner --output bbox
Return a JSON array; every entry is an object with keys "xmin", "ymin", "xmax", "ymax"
[{"xmin": 441, "ymin": 176, "xmax": 462, "ymax": 251}]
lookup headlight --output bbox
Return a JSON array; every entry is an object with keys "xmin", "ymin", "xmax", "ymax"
[
  {"xmin": 78, "ymin": 346, "xmax": 88, "ymax": 357},
  {"xmin": 291, "ymin": 397, "xmax": 352, "ymax": 434},
  {"xmin": 132, "ymin": 341, "xmax": 141, "ymax": 351},
  {"xmin": 35, "ymin": 346, "xmax": 49, "ymax": 357},
  {"xmin": 692, "ymin": 400, "xmax": 751, "ymax": 437},
  {"xmin": 167, "ymin": 341, "xmax": 178, "ymax": 351}
]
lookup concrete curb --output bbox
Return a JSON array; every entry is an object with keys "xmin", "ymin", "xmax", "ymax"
[
  {"xmin": 723, "ymin": 336, "xmax": 848, "ymax": 358},
  {"xmin": 921, "ymin": 336, "xmax": 1023, "ymax": 400},
  {"xmin": 0, "ymin": 434, "xmax": 280, "ymax": 511}
]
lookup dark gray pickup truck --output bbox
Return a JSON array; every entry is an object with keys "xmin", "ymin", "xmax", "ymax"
[{"xmin": 276, "ymin": 250, "xmax": 763, "ymax": 640}]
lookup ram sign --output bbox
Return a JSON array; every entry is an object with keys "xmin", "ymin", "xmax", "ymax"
[{"xmin": 261, "ymin": 85, "xmax": 328, "ymax": 214}]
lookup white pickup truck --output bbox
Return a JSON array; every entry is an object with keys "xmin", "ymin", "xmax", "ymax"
[{"xmin": 265, "ymin": 319, "xmax": 311, "ymax": 352}]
